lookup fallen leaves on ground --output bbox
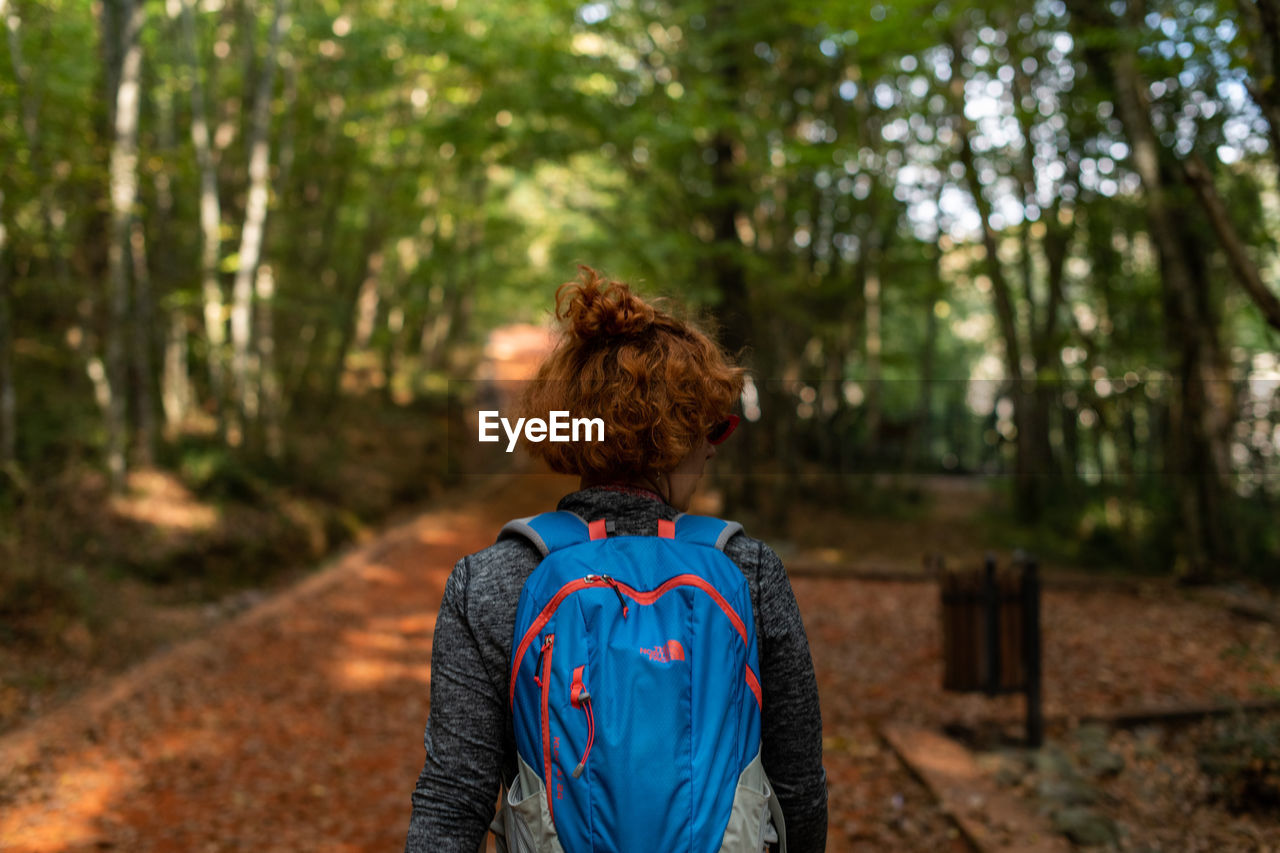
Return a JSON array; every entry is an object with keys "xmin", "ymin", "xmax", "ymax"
[{"xmin": 2, "ymin": 474, "xmax": 1278, "ymax": 851}]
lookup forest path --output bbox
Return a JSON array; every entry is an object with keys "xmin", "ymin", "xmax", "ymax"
[
  {"xmin": 4, "ymin": 467, "xmax": 1279, "ymax": 850},
  {"xmin": 0, "ymin": 472, "xmax": 571, "ymax": 852}
]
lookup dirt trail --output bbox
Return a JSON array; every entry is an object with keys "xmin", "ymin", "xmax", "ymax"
[
  {"xmin": 5, "ymin": 465, "xmax": 1278, "ymax": 851},
  {"xmin": 0, "ymin": 473, "xmax": 573, "ymax": 853}
]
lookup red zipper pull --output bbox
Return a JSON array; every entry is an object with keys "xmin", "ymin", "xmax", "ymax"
[
  {"xmin": 570, "ymin": 665, "xmax": 595, "ymax": 778},
  {"xmin": 534, "ymin": 634, "xmax": 553, "ymax": 687}
]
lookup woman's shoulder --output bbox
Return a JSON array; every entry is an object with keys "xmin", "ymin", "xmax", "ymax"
[
  {"xmin": 448, "ymin": 533, "xmax": 544, "ymax": 591},
  {"xmin": 718, "ymin": 524, "xmax": 785, "ymax": 578}
]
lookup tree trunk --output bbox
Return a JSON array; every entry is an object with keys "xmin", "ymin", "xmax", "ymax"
[
  {"xmin": 105, "ymin": 0, "xmax": 145, "ymax": 493},
  {"xmin": 162, "ymin": 309, "xmax": 191, "ymax": 434},
  {"xmin": 1119, "ymin": 394, "xmax": 1141, "ymax": 563},
  {"xmin": 181, "ymin": 0, "xmax": 229, "ymax": 418},
  {"xmin": 131, "ymin": 49, "xmax": 168, "ymax": 465},
  {"xmin": 1036, "ymin": 192, "xmax": 1073, "ymax": 488},
  {"xmin": 254, "ymin": 264, "xmax": 283, "ymax": 458},
  {"xmin": 0, "ymin": 0, "xmax": 16, "ymax": 463},
  {"xmin": 1181, "ymin": 154, "xmax": 1280, "ymax": 332},
  {"xmin": 705, "ymin": 3, "xmax": 754, "ymax": 512},
  {"xmin": 239, "ymin": 0, "xmax": 260, "ymax": 153},
  {"xmin": 353, "ymin": 272, "xmax": 381, "ymax": 353},
  {"xmin": 276, "ymin": 50, "xmax": 298, "ymax": 192},
  {"xmin": 947, "ymin": 33, "xmax": 1039, "ymax": 519},
  {"xmin": 708, "ymin": 127, "xmax": 750, "ymax": 359},
  {"xmin": 284, "ymin": 160, "xmax": 351, "ymax": 407},
  {"xmin": 1075, "ymin": 0, "xmax": 1237, "ymax": 578},
  {"xmin": 100, "ymin": 0, "xmax": 122, "ymax": 131},
  {"xmin": 909, "ymin": 206, "xmax": 947, "ymax": 474},
  {"xmin": 1061, "ymin": 391, "xmax": 1080, "ymax": 484},
  {"xmin": 150, "ymin": 49, "xmax": 190, "ymax": 435},
  {"xmin": 0, "ymin": 187, "xmax": 13, "ymax": 467},
  {"xmin": 861, "ymin": 232, "xmax": 883, "ymax": 444},
  {"xmin": 325, "ymin": 228, "xmax": 388, "ymax": 410},
  {"xmin": 256, "ymin": 42, "xmax": 296, "ymax": 457},
  {"xmin": 228, "ymin": 0, "xmax": 287, "ymax": 442},
  {"xmin": 817, "ymin": 332, "xmax": 848, "ymax": 470},
  {"xmin": 378, "ymin": 296, "xmax": 403, "ymax": 406},
  {"xmin": 420, "ymin": 280, "xmax": 453, "ymax": 370},
  {"xmin": 1016, "ymin": 58, "xmax": 1072, "ymax": 496},
  {"xmin": 707, "ymin": 123, "xmax": 754, "ymax": 524},
  {"xmin": 443, "ymin": 276, "xmax": 475, "ymax": 362},
  {"xmin": 129, "ymin": 219, "xmax": 155, "ymax": 466}
]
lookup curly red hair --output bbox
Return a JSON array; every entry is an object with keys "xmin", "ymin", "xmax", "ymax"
[{"xmin": 519, "ymin": 267, "xmax": 744, "ymax": 480}]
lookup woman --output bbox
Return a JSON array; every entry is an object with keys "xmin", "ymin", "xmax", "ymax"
[{"xmin": 405, "ymin": 269, "xmax": 827, "ymax": 853}]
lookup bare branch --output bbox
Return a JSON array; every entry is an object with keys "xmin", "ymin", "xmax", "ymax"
[{"xmin": 1182, "ymin": 154, "xmax": 1280, "ymax": 333}]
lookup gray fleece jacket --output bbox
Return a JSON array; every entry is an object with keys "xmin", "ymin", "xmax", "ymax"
[{"xmin": 404, "ymin": 485, "xmax": 828, "ymax": 852}]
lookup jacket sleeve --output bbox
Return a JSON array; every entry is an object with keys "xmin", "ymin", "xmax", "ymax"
[
  {"xmin": 405, "ymin": 557, "xmax": 504, "ymax": 853},
  {"xmin": 754, "ymin": 541, "xmax": 828, "ymax": 853}
]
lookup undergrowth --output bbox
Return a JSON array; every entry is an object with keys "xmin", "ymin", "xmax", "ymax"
[
  {"xmin": 1197, "ymin": 711, "xmax": 1280, "ymax": 814},
  {"xmin": 0, "ymin": 393, "xmax": 449, "ymax": 629}
]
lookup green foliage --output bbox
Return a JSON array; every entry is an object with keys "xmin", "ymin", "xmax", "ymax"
[
  {"xmin": 2, "ymin": 0, "xmax": 1279, "ymax": 589},
  {"xmin": 172, "ymin": 442, "xmax": 269, "ymax": 503},
  {"xmin": 1232, "ymin": 495, "xmax": 1280, "ymax": 584}
]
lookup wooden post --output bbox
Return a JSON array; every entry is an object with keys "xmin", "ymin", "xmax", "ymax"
[
  {"xmin": 1022, "ymin": 554, "xmax": 1044, "ymax": 747},
  {"xmin": 982, "ymin": 553, "xmax": 999, "ymax": 695}
]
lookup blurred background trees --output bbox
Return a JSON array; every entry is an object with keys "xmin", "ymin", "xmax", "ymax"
[{"xmin": 1, "ymin": 0, "xmax": 1277, "ymax": 588}]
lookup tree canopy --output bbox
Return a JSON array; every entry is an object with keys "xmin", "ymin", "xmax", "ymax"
[{"xmin": 2, "ymin": 0, "xmax": 1278, "ymax": 579}]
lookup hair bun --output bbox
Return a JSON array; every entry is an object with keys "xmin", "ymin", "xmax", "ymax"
[{"xmin": 556, "ymin": 266, "xmax": 655, "ymax": 340}]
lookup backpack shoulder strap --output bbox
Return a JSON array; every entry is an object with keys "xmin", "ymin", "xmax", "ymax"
[
  {"xmin": 671, "ymin": 513, "xmax": 744, "ymax": 552},
  {"xmin": 498, "ymin": 511, "xmax": 591, "ymax": 557}
]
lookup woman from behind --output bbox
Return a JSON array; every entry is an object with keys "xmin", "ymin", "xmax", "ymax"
[{"xmin": 405, "ymin": 267, "xmax": 827, "ymax": 853}]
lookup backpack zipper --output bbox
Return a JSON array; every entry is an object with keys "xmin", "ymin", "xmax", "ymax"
[
  {"xmin": 509, "ymin": 576, "xmax": 620, "ymax": 706},
  {"xmin": 612, "ymin": 574, "xmax": 748, "ymax": 644},
  {"xmin": 585, "ymin": 574, "xmax": 628, "ymax": 617},
  {"xmin": 569, "ymin": 665, "xmax": 594, "ymax": 778},
  {"xmin": 538, "ymin": 633, "xmax": 556, "ymax": 825},
  {"xmin": 511, "ymin": 573, "xmax": 762, "ymax": 709}
]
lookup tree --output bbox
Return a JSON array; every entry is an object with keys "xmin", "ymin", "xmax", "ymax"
[
  {"xmin": 103, "ymin": 0, "xmax": 145, "ymax": 493},
  {"xmin": 1073, "ymin": 0, "xmax": 1238, "ymax": 579},
  {"xmin": 0, "ymin": 183, "xmax": 12, "ymax": 468},
  {"xmin": 228, "ymin": 0, "xmax": 286, "ymax": 448},
  {"xmin": 180, "ymin": 0, "xmax": 228, "ymax": 425}
]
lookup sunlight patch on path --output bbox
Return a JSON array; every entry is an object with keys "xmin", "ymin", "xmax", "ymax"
[
  {"xmin": 2, "ymin": 760, "xmax": 137, "ymax": 851},
  {"xmin": 0, "ymin": 472, "xmax": 578, "ymax": 850},
  {"xmin": 334, "ymin": 657, "xmax": 431, "ymax": 691},
  {"xmin": 331, "ymin": 623, "xmax": 434, "ymax": 691}
]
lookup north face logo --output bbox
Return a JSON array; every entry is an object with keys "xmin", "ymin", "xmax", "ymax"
[{"xmin": 641, "ymin": 640, "xmax": 686, "ymax": 663}]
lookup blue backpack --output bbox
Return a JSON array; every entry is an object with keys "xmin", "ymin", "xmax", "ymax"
[{"xmin": 491, "ymin": 511, "xmax": 786, "ymax": 853}]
